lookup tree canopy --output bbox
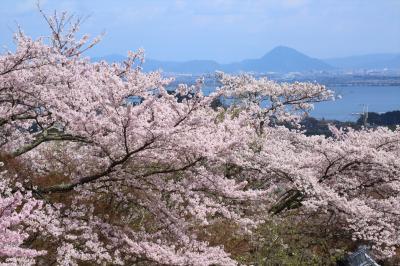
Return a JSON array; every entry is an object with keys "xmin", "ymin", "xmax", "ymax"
[{"xmin": 1, "ymin": 10, "xmax": 399, "ymax": 265}]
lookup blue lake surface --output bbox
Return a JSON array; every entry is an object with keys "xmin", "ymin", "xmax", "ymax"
[
  {"xmin": 311, "ymin": 85, "xmax": 400, "ymax": 121},
  {"xmin": 171, "ymin": 78, "xmax": 400, "ymax": 121}
]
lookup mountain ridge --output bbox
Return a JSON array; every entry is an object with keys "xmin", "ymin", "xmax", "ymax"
[
  {"xmin": 226, "ymin": 46, "xmax": 333, "ymax": 72},
  {"xmin": 324, "ymin": 53, "xmax": 400, "ymax": 69},
  {"xmin": 93, "ymin": 47, "xmax": 400, "ymax": 74}
]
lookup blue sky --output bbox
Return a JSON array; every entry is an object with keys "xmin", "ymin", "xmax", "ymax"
[{"xmin": 1, "ymin": 0, "xmax": 399, "ymax": 62}]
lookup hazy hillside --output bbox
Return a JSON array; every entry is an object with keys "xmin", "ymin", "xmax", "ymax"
[
  {"xmin": 224, "ymin": 46, "xmax": 333, "ymax": 73},
  {"xmin": 94, "ymin": 47, "xmax": 400, "ymax": 74},
  {"xmin": 144, "ymin": 59, "xmax": 221, "ymax": 73},
  {"xmin": 94, "ymin": 46, "xmax": 333, "ymax": 74},
  {"xmin": 324, "ymin": 53, "xmax": 400, "ymax": 69},
  {"xmin": 387, "ymin": 55, "xmax": 400, "ymax": 69}
]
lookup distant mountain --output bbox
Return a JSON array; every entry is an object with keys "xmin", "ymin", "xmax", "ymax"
[
  {"xmin": 92, "ymin": 55, "xmax": 221, "ymax": 74},
  {"xmin": 93, "ymin": 47, "xmax": 400, "ymax": 74},
  {"xmin": 224, "ymin": 46, "xmax": 333, "ymax": 73},
  {"xmin": 143, "ymin": 59, "xmax": 221, "ymax": 74},
  {"xmin": 385, "ymin": 55, "xmax": 400, "ymax": 69},
  {"xmin": 324, "ymin": 53, "xmax": 400, "ymax": 69}
]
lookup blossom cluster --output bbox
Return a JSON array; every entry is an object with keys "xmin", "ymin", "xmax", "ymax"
[{"xmin": 0, "ymin": 10, "xmax": 399, "ymax": 265}]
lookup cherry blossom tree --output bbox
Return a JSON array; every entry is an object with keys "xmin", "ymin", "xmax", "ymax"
[
  {"xmin": 0, "ymin": 162, "xmax": 61, "ymax": 265},
  {"xmin": 0, "ymin": 10, "xmax": 263, "ymax": 265},
  {"xmin": 1, "ymin": 8, "xmax": 399, "ymax": 265},
  {"xmin": 216, "ymin": 75, "xmax": 400, "ymax": 259}
]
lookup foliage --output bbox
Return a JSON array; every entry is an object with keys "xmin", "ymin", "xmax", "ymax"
[
  {"xmin": 358, "ymin": 111, "xmax": 400, "ymax": 127},
  {"xmin": 238, "ymin": 217, "xmax": 347, "ymax": 265},
  {"xmin": 1, "ymin": 9, "xmax": 399, "ymax": 266}
]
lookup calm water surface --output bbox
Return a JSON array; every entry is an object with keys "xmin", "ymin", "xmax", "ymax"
[
  {"xmin": 172, "ymin": 77, "xmax": 400, "ymax": 121},
  {"xmin": 312, "ymin": 85, "xmax": 400, "ymax": 121}
]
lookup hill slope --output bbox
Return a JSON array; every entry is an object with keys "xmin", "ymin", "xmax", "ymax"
[
  {"xmin": 324, "ymin": 53, "xmax": 400, "ymax": 69},
  {"xmin": 224, "ymin": 46, "xmax": 333, "ymax": 72},
  {"xmin": 93, "ymin": 47, "xmax": 342, "ymax": 73}
]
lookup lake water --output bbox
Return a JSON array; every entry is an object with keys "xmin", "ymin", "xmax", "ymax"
[
  {"xmin": 311, "ymin": 85, "xmax": 400, "ymax": 121},
  {"xmin": 170, "ymin": 77, "xmax": 400, "ymax": 122}
]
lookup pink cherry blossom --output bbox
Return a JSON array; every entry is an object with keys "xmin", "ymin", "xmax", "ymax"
[{"xmin": 1, "ymin": 9, "xmax": 399, "ymax": 265}]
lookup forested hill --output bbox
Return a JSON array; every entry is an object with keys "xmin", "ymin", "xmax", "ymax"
[
  {"xmin": 94, "ymin": 46, "xmax": 333, "ymax": 73},
  {"xmin": 95, "ymin": 47, "xmax": 400, "ymax": 74}
]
